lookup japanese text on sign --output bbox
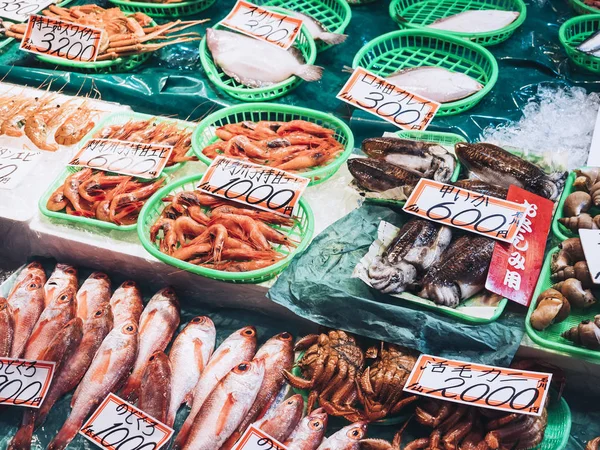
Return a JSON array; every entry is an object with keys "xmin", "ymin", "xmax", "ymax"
[
  {"xmin": 403, "ymin": 355, "xmax": 551, "ymax": 416},
  {"xmin": 0, "ymin": 146, "xmax": 43, "ymax": 190},
  {"xmin": 0, "ymin": 357, "xmax": 55, "ymax": 408},
  {"xmin": 403, "ymin": 179, "xmax": 527, "ymax": 243},
  {"xmin": 80, "ymin": 393, "xmax": 174, "ymax": 450},
  {"xmin": 578, "ymin": 229, "xmax": 600, "ymax": 285},
  {"xmin": 198, "ymin": 156, "xmax": 309, "ymax": 218},
  {"xmin": 69, "ymin": 138, "xmax": 173, "ymax": 179},
  {"xmin": 337, "ymin": 67, "xmax": 440, "ymax": 131},
  {"xmin": 0, "ymin": 0, "xmax": 54, "ymax": 22},
  {"xmin": 233, "ymin": 425, "xmax": 288, "ymax": 450},
  {"xmin": 221, "ymin": 0, "xmax": 303, "ymax": 50},
  {"xmin": 20, "ymin": 15, "xmax": 103, "ymax": 62}
]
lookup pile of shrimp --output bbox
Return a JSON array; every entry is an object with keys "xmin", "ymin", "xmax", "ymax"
[
  {"xmin": 96, "ymin": 118, "xmax": 197, "ymax": 167},
  {"xmin": 46, "ymin": 168, "xmax": 165, "ymax": 225},
  {"xmin": 201, "ymin": 119, "xmax": 345, "ymax": 171},
  {"xmin": 0, "ymin": 92, "xmax": 98, "ymax": 151},
  {"xmin": 151, "ymin": 190, "xmax": 299, "ymax": 272}
]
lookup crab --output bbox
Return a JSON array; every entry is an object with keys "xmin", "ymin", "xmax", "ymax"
[{"xmin": 283, "ymin": 330, "xmax": 365, "ymax": 418}]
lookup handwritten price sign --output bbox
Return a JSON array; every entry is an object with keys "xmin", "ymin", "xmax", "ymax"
[
  {"xmin": 0, "ymin": 0, "xmax": 54, "ymax": 22},
  {"xmin": 198, "ymin": 156, "xmax": 309, "ymax": 218},
  {"xmin": 404, "ymin": 355, "xmax": 551, "ymax": 416},
  {"xmin": 0, "ymin": 146, "xmax": 43, "ymax": 190},
  {"xmin": 403, "ymin": 179, "xmax": 527, "ymax": 243},
  {"xmin": 20, "ymin": 15, "xmax": 103, "ymax": 62},
  {"xmin": 80, "ymin": 393, "xmax": 173, "ymax": 450},
  {"xmin": 0, "ymin": 357, "xmax": 55, "ymax": 408},
  {"xmin": 337, "ymin": 67, "xmax": 440, "ymax": 131},
  {"xmin": 69, "ymin": 139, "xmax": 173, "ymax": 179},
  {"xmin": 221, "ymin": 0, "xmax": 303, "ymax": 49},
  {"xmin": 233, "ymin": 426, "xmax": 288, "ymax": 450}
]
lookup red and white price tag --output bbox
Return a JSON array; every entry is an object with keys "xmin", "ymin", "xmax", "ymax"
[
  {"xmin": 0, "ymin": 0, "xmax": 55, "ymax": 22},
  {"xmin": 20, "ymin": 15, "xmax": 103, "ymax": 62},
  {"xmin": 403, "ymin": 355, "xmax": 551, "ymax": 416},
  {"xmin": 233, "ymin": 425, "xmax": 288, "ymax": 450},
  {"xmin": 221, "ymin": 0, "xmax": 303, "ymax": 50},
  {"xmin": 337, "ymin": 67, "xmax": 440, "ymax": 131},
  {"xmin": 80, "ymin": 393, "xmax": 174, "ymax": 450},
  {"xmin": 403, "ymin": 179, "xmax": 527, "ymax": 243},
  {"xmin": 485, "ymin": 186, "xmax": 554, "ymax": 306},
  {"xmin": 0, "ymin": 146, "xmax": 43, "ymax": 190},
  {"xmin": 69, "ymin": 139, "xmax": 173, "ymax": 179},
  {"xmin": 0, "ymin": 357, "xmax": 55, "ymax": 408},
  {"xmin": 198, "ymin": 156, "xmax": 309, "ymax": 218},
  {"xmin": 579, "ymin": 229, "xmax": 600, "ymax": 285}
]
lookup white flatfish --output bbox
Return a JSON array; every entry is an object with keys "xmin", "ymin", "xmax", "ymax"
[{"xmin": 427, "ymin": 10, "xmax": 520, "ymax": 33}]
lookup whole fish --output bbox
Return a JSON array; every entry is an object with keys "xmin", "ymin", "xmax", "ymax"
[
  {"xmin": 47, "ymin": 321, "xmax": 139, "ymax": 450},
  {"xmin": 316, "ymin": 422, "xmax": 368, "ymax": 450},
  {"xmin": 347, "ymin": 158, "xmax": 423, "ymax": 193},
  {"xmin": 76, "ymin": 272, "xmax": 111, "ymax": 321},
  {"xmin": 120, "ymin": 287, "xmax": 180, "ymax": 401},
  {"xmin": 284, "ymin": 407, "xmax": 328, "ymax": 450},
  {"xmin": 44, "ymin": 264, "xmax": 78, "ymax": 307},
  {"xmin": 578, "ymin": 30, "xmax": 600, "ymax": 55},
  {"xmin": 167, "ymin": 316, "xmax": 216, "ymax": 427},
  {"xmin": 427, "ymin": 10, "xmax": 520, "ymax": 33},
  {"xmin": 284, "ymin": 10, "xmax": 347, "ymax": 45},
  {"xmin": 139, "ymin": 351, "xmax": 172, "ymax": 424},
  {"xmin": 110, "ymin": 280, "xmax": 143, "ymax": 327},
  {"xmin": 453, "ymin": 179, "xmax": 508, "ymax": 199},
  {"xmin": 7, "ymin": 275, "xmax": 45, "ymax": 358},
  {"xmin": 35, "ymin": 303, "xmax": 114, "ymax": 427},
  {"xmin": 420, "ymin": 235, "xmax": 495, "ymax": 307},
  {"xmin": 206, "ymin": 28, "xmax": 323, "ymax": 88},
  {"xmin": 182, "ymin": 360, "xmax": 265, "ymax": 450},
  {"xmin": 455, "ymin": 142, "xmax": 566, "ymax": 201},
  {"xmin": 223, "ymin": 332, "xmax": 295, "ymax": 448},
  {"xmin": 23, "ymin": 286, "xmax": 77, "ymax": 360},
  {"xmin": 386, "ymin": 67, "xmax": 482, "ymax": 103},
  {"xmin": 0, "ymin": 298, "xmax": 14, "ymax": 357},
  {"xmin": 8, "ymin": 318, "xmax": 83, "ymax": 450},
  {"xmin": 362, "ymin": 137, "xmax": 456, "ymax": 183},
  {"xmin": 8, "ymin": 262, "xmax": 46, "ymax": 298},
  {"xmin": 173, "ymin": 326, "xmax": 258, "ymax": 450},
  {"xmin": 252, "ymin": 394, "xmax": 304, "ymax": 442}
]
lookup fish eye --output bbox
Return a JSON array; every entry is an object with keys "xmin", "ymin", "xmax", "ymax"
[
  {"xmin": 123, "ymin": 324, "xmax": 137, "ymax": 334},
  {"xmin": 280, "ymin": 332, "xmax": 292, "ymax": 340},
  {"xmin": 66, "ymin": 268, "xmax": 76, "ymax": 274},
  {"xmin": 237, "ymin": 363, "xmax": 249, "ymax": 372},
  {"xmin": 192, "ymin": 316, "xmax": 205, "ymax": 323},
  {"xmin": 94, "ymin": 310, "xmax": 103, "ymax": 317},
  {"xmin": 243, "ymin": 328, "xmax": 255, "ymax": 336},
  {"xmin": 123, "ymin": 281, "xmax": 136, "ymax": 287},
  {"xmin": 164, "ymin": 288, "xmax": 174, "ymax": 295},
  {"xmin": 60, "ymin": 294, "xmax": 69, "ymax": 301},
  {"xmin": 28, "ymin": 282, "xmax": 38, "ymax": 289},
  {"xmin": 348, "ymin": 428, "xmax": 363, "ymax": 439},
  {"xmin": 309, "ymin": 420, "xmax": 322, "ymax": 430}
]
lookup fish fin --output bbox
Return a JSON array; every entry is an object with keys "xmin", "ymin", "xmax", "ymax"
[
  {"xmin": 318, "ymin": 32, "xmax": 347, "ymax": 45},
  {"xmin": 294, "ymin": 64, "xmax": 323, "ymax": 82},
  {"xmin": 215, "ymin": 392, "xmax": 237, "ymax": 436},
  {"xmin": 138, "ymin": 309, "xmax": 157, "ymax": 335},
  {"xmin": 90, "ymin": 348, "xmax": 113, "ymax": 384},
  {"xmin": 193, "ymin": 340, "xmax": 205, "ymax": 373}
]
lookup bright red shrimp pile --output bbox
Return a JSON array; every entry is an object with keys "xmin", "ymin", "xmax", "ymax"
[
  {"xmin": 151, "ymin": 190, "xmax": 299, "ymax": 272},
  {"xmin": 201, "ymin": 119, "xmax": 344, "ymax": 171}
]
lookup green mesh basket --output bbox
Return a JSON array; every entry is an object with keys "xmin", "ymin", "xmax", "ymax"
[
  {"xmin": 559, "ymin": 14, "xmax": 600, "ymax": 73},
  {"xmin": 199, "ymin": 20, "xmax": 317, "ymax": 102},
  {"xmin": 108, "ymin": 0, "xmax": 215, "ymax": 17},
  {"xmin": 191, "ymin": 103, "xmax": 354, "ymax": 185},
  {"xmin": 253, "ymin": 0, "xmax": 352, "ymax": 52},
  {"xmin": 352, "ymin": 29, "xmax": 498, "ymax": 116},
  {"xmin": 0, "ymin": 38, "xmax": 13, "ymax": 51},
  {"xmin": 525, "ymin": 247, "xmax": 600, "ymax": 361},
  {"xmin": 569, "ymin": 0, "xmax": 600, "ymax": 14},
  {"xmin": 539, "ymin": 394, "xmax": 571, "ymax": 450},
  {"xmin": 389, "ymin": 0, "xmax": 527, "ymax": 47},
  {"xmin": 137, "ymin": 174, "xmax": 315, "ymax": 283}
]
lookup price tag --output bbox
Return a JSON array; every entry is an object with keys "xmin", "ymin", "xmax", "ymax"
[
  {"xmin": 579, "ymin": 229, "xmax": 600, "ymax": 285},
  {"xmin": 68, "ymin": 139, "xmax": 173, "ymax": 179},
  {"xmin": 403, "ymin": 355, "xmax": 551, "ymax": 416},
  {"xmin": 485, "ymin": 187, "xmax": 554, "ymax": 306},
  {"xmin": 0, "ymin": 146, "xmax": 43, "ymax": 190},
  {"xmin": 403, "ymin": 179, "xmax": 527, "ymax": 243},
  {"xmin": 0, "ymin": 0, "xmax": 54, "ymax": 22},
  {"xmin": 221, "ymin": 0, "xmax": 303, "ymax": 50},
  {"xmin": 337, "ymin": 67, "xmax": 439, "ymax": 131},
  {"xmin": 198, "ymin": 156, "xmax": 309, "ymax": 218},
  {"xmin": 0, "ymin": 357, "xmax": 55, "ymax": 408},
  {"xmin": 233, "ymin": 425, "xmax": 288, "ymax": 450},
  {"xmin": 80, "ymin": 393, "xmax": 173, "ymax": 450},
  {"xmin": 20, "ymin": 15, "xmax": 103, "ymax": 62}
]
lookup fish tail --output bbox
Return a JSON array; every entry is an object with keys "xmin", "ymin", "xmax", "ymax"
[
  {"xmin": 7, "ymin": 412, "xmax": 35, "ymax": 450},
  {"xmin": 119, "ymin": 373, "xmax": 142, "ymax": 402},
  {"xmin": 172, "ymin": 419, "xmax": 193, "ymax": 450},
  {"xmin": 318, "ymin": 32, "xmax": 347, "ymax": 45},
  {"xmin": 47, "ymin": 418, "xmax": 82, "ymax": 450},
  {"xmin": 294, "ymin": 64, "xmax": 323, "ymax": 82}
]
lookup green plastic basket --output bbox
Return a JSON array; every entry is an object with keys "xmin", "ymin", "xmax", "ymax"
[
  {"xmin": 569, "ymin": 0, "xmax": 600, "ymax": 14},
  {"xmin": 191, "ymin": 103, "xmax": 354, "ymax": 185},
  {"xmin": 137, "ymin": 174, "xmax": 315, "ymax": 283},
  {"xmin": 540, "ymin": 394, "xmax": 571, "ymax": 450},
  {"xmin": 108, "ymin": 0, "xmax": 215, "ymax": 18},
  {"xmin": 254, "ymin": 0, "xmax": 352, "ymax": 52},
  {"xmin": 0, "ymin": 38, "xmax": 13, "ymax": 51},
  {"xmin": 352, "ymin": 29, "xmax": 498, "ymax": 116},
  {"xmin": 559, "ymin": 14, "xmax": 600, "ymax": 74},
  {"xmin": 525, "ymin": 247, "xmax": 600, "ymax": 361},
  {"xmin": 389, "ymin": 0, "xmax": 527, "ymax": 47},
  {"xmin": 199, "ymin": 20, "xmax": 317, "ymax": 102}
]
